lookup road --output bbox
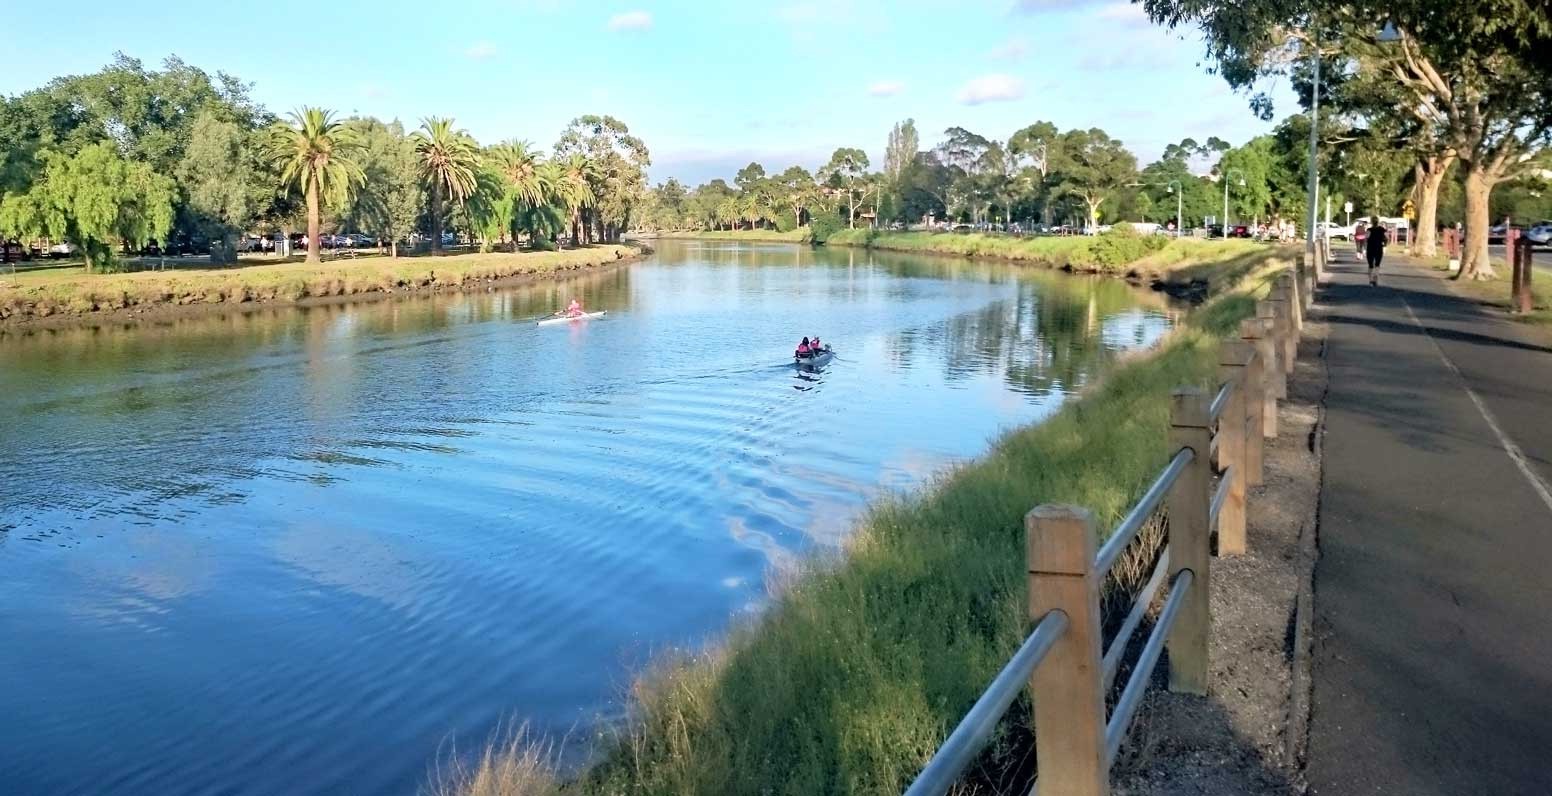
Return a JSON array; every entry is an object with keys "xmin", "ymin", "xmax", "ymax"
[{"xmin": 1307, "ymin": 251, "xmax": 1552, "ymax": 795}]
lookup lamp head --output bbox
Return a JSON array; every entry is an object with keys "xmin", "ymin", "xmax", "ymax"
[
  {"xmin": 1237, "ymin": 178, "xmax": 1246, "ymax": 187},
  {"xmin": 1376, "ymin": 19, "xmax": 1402, "ymax": 43}
]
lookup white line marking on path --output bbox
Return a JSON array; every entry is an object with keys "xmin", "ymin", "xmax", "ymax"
[{"xmin": 1400, "ymin": 295, "xmax": 1552, "ymax": 515}]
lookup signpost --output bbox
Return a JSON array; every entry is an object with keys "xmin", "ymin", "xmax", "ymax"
[{"xmin": 1343, "ymin": 201, "xmax": 1353, "ymax": 228}]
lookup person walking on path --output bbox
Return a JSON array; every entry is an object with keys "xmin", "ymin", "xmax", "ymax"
[{"xmin": 1364, "ymin": 216, "xmax": 1389, "ymax": 286}]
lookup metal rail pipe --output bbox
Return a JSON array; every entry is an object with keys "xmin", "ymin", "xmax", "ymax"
[
  {"xmin": 1105, "ymin": 569, "xmax": 1195, "ymax": 766},
  {"xmin": 1210, "ymin": 466, "xmax": 1236, "ymax": 527},
  {"xmin": 1093, "ymin": 448, "xmax": 1194, "ymax": 577},
  {"xmin": 903, "ymin": 611, "xmax": 1072, "ymax": 796},
  {"xmin": 1208, "ymin": 381, "xmax": 1232, "ymax": 423},
  {"xmin": 1101, "ymin": 546, "xmax": 1171, "ymax": 692}
]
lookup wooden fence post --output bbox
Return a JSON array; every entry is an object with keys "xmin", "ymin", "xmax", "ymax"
[
  {"xmin": 1217, "ymin": 342, "xmax": 1251, "ymax": 555},
  {"xmin": 1240, "ymin": 318, "xmax": 1273, "ymax": 459},
  {"xmin": 1027, "ymin": 505, "xmax": 1109, "ymax": 796},
  {"xmin": 1279, "ymin": 273, "xmax": 1303, "ymax": 334},
  {"xmin": 1167, "ymin": 389, "xmax": 1212, "ymax": 695},
  {"xmin": 1270, "ymin": 287, "xmax": 1297, "ymax": 375}
]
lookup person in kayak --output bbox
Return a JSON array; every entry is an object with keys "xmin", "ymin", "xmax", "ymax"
[
  {"xmin": 559, "ymin": 298, "xmax": 583, "ymax": 317},
  {"xmin": 795, "ymin": 337, "xmax": 813, "ymax": 358}
]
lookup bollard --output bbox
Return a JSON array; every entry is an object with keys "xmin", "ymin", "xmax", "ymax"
[
  {"xmin": 1270, "ymin": 288, "xmax": 1296, "ymax": 376},
  {"xmin": 1256, "ymin": 301, "xmax": 1288, "ymax": 403},
  {"xmin": 1513, "ymin": 237, "xmax": 1534, "ymax": 315},
  {"xmin": 1246, "ymin": 314, "xmax": 1278, "ymax": 440},
  {"xmin": 1279, "ymin": 273, "xmax": 1303, "ymax": 334},
  {"xmin": 1216, "ymin": 342, "xmax": 1251, "ymax": 555},
  {"xmin": 1238, "ymin": 320, "xmax": 1268, "ymax": 483},
  {"xmin": 1027, "ymin": 506, "xmax": 1109, "ymax": 796},
  {"xmin": 1167, "ymin": 389, "xmax": 1212, "ymax": 695}
]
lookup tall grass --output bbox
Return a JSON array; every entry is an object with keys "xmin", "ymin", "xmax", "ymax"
[
  {"xmin": 437, "ymin": 249, "xmax": 1291, "ymax": 796},
  {"xmin": 645, "ymin": 229, "xmax": 810, "ymax": 243},
  {"xmin": 0, "ymin": 245, "xmax": 641, "ymax": 323}
]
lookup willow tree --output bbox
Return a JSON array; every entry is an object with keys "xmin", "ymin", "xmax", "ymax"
[
  {"xmin": 268, "ymin": 107, "xmax": 362, "ymax": 263},
  {"xmin": 414, "ymin": 117, "xmax": 479, "ymax": 254},
  {"xmin": 0, "ymin": 142, "xmax": 175, "ymax": 272}
]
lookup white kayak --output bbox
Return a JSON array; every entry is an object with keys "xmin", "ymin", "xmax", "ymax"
[
  {"xmin": 537, "ymin": 310, "xmax": 607, "ymax": 326},
  {"xmin": 794, "ymin": 347, "xmax": 835, "ymax": 369}
]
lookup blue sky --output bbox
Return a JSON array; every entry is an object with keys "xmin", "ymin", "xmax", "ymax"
[{"xmin": 3, "ymin": 0, "xmax": 1295, "ymax": 185}]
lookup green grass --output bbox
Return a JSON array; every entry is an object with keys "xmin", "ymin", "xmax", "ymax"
[
  {"xmin": 1432, "ymin": 258, "xmax": 1552, "ymax": 326},
  {"xmin": 823, "ymin": 230, "xmax": 1270, "ymax": 278},
  {"xmin": 441, "ymin": 247, "xmax": 1293, "ymax": 796},
  {"xmin": 644, "ymin": 229, "xmax": 810, "ymax": 243},
  {"xmin": 0, "ymin": 245, "xmax": 642, "ymax": 322}
]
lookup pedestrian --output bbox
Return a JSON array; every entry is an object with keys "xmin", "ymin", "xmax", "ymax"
[{"xmin": 1364, "ymin": 216, "xmax": 1389, "ymax": 287}]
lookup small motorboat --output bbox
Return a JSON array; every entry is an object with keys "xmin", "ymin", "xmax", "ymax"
[
  {"xmin": 794, "ymin": 345, "xmax": 835, "ymax": 369},
  {"xmin": 537, "ymin": 310, "xmax": 607, "ymax": 326}
]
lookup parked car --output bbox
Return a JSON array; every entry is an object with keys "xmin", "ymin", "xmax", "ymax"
[
  {"xmin": 2, "ymin": 239, "xmax": 31, "ymax": 263},
  {"xmin": 1488, "ymin": 223, "xmax": 1525, "ymax": 243},
  {"xmin": 1320, "ymin": 222, "xmax": 1352, "ymax": 241},
  {"xmin": 47, "ymin": 241, "xmax": 78, "ymax": 258},
  {"xmin": 1522, "ymin": 220, "xmax": 1552, "ymax": 245},
  {"xmin": 348, "ymin": 233, "xmax": 377, "ymax": 247}
]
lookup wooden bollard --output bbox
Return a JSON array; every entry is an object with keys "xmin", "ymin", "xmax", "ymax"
[
  {"xmin": 1279, "ymin": 273, "xmax": 1303, "ymax": 333},
  {"xmin": 1027, "ymin": 506, "xmax": 1109, "ymax": 796},
  {"xmin": 1167, "ymin": 388, "xmax": 1212, "ymax": 695},
  {"xmin": 1256, "ymin": 300, "xmax": 1288, "ymax": 402},
  {"xmin": 1245, "ymin": 314, "xmax": 1279, "ymax": 440},
  {"xmin": 1217, "ymin": 342, "xmax": 1251, "ymax": 555},
  {"xmin": 1237, "ymin": 320, "xmax": 1267, "ymax": 485},
  {"xmin": 1270, "ymin": 287, "xmax": 1297, "ymax": 375}
]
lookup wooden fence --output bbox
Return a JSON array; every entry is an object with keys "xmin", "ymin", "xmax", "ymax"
[{"xmin": 906, "ymin": 262, "xmax": 1309, "ymax": 796}]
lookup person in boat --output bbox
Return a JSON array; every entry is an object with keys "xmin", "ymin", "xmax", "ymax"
[
  {"xmin": 810, "ymin": 336, "xmax": 823, "ymax": 353},
  {"xmin": 560, "ymin": 298, "xmax": 583, "ymax": 317},
  {"xmin": 795, "ymin": 337, "xmax": 813, "ymax": 358}
]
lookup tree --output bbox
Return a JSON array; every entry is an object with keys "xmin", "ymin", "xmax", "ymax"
[
  {"xmin": 555, "ymin": 115, "xmax": 650, "ymax": 243},
  {"xmin": 348, "ymin": 118, "xmax": 422, "ymax": 257},
  {"xmin": 1051, "ymin": 128, "xmax": 1138, "ymax": 230},
  {"xmin": 178, "ymin": 110, "xmax": 263, "ymax": 263},
  {"xmin": 266, "ymin": 107, "xmax": 362, "ymax": 263},
  {"xmin": 820, "ymin": 147, "xmax": 871, "ymax": 228},
  {"xmin": 413, "ymin": 117, "xmax": 480, "ymax": 254},
  {"xmin": 1009, "ymin": 121, "xmax": 1061, "ymax": 225},
  {"xmin": 0, "ymin": 142, "xmax": 175, "ymax": 272},
  {"xmin": 555, "ymin": 153, "xmax": 598, "ymax": 245},
  {"xmin": 1141, "ymin": 0, "xmax": 1552, "ymax": 278},
  {"xmin": 734, "ymin": 162, "xmax": 767, "ymax": 192}
]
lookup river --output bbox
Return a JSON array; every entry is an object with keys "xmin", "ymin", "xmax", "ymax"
[{"xmin": 0, "ymin": 240, "xmax": 1175, "ymax": 793}]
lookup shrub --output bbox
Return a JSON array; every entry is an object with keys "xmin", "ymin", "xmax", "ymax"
[
  {"xmin": 808, "ymin": 211, "xmax": 845, "ymax": 245},
  {"xmin": 774, "ymin": 214, "xmax": 799, "ymax": 233}
]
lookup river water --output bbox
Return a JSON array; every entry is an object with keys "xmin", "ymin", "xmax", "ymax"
[{"xmin": 0, "ymin": 240, "xmax": 1174, "ymax": 794}]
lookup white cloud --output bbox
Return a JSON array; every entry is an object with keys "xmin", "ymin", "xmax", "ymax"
[
  {"xmin": 989, "ymin": 35, "xmax": 1028, "ymax": 61},
  {"xmin": 956, "ymin": 73, "xmax": 1026, "ymax": 105},
  {"xmin": 465, "ymin": 41, "xmax": 497, "ymax": 59},
  {"xmin": 1095, "ymin": 2, "xmax": 1151, "ymax": 28},
  {"xmin": 868, "ymin": 80, "xmax": 905, "ymax": 97},
  {"xmin": 607, "ymin": 10, "xmax": 653, "ymax": 31}
]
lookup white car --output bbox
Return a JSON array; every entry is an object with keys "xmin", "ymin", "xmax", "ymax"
[
  {"xmin": 1525, "ymin": 220, "xmax": 1552, "ymax": 245},
  {"xmin": 47, "ymin": 241, "xmax": 78, "ymax": 258},
  {"xmin": 1320, "ymin": 222, "xmax": 1352, "ymax": 241}
]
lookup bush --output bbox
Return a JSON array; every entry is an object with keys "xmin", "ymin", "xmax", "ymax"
[
  {"xmin": 774, "ymin": 214, "xmax": 799, "ymax": 233},
  {"xmin": 808, "ymin": 211, "xmax": 845, "ymax": 245},
  {"xmin": 1086, "ymin": 230, "xmax": 1169, "ymax": 270}
]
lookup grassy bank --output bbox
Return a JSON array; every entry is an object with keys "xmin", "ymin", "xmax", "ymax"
[
  {"xmin": 0, "ymin": 245, "xmax": 642, "ymax": 325},
  {"xmin": 825, "ymin": 229, "xmax": 1271, "ymax": 280},
  {"xmin": 1433, "ymin": 259, "xmax": 1552, "ymax": 326},
  {"xmin": 641, "ymin": 229, "xmax": 809, "ymax": 243},
  {"xmin": 444, "ymin": 247, "xmax": 1288, "ymax": 795}
]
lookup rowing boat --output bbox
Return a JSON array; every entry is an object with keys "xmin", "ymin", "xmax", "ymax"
[
  {"xmin": 794, "ymin": 347, "xmax": 835, "ymax": 369},
  {"xmin": 537, "ymin": 310, "xmax": 607, "ymax": 326}
]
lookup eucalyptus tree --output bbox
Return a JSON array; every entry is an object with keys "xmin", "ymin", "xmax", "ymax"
[
  {"xmin": 348, "ymin": 117, "xmax": 422, "ymax": 257},
  {"xmin": 413, "ymin": 117, "xmax": 480, "ymax": 253},
  {"xmin": 267, "ymin": 107, "xmax": 363, "ymax": 262},
  {"xmin": 1050, "ymin": 128, "xmax": 1138, "ymax": 231},
  {"xmin": 819, "ymin": 147, "xmax": 872, "ymax": 227},
  {"xmin": 1141, "ymin": 0, "xmax": 1552, "ymax": 277},
  {"xmin": 178, "ymin": 110, "xmax": 265, "ymax": 262},
  {"xmin": 0, "ymin": 142, "xmax": 175, "ymax": 272},
  {"xmin": 555, "ymin": 115, "xmax": 650, "ymax": 243}
]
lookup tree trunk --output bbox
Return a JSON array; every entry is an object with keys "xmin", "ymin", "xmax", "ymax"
[
  {"xmin": 1458, "ymin": 163, "xmax": 1495, "ymax": 280},
  {"xmin": 1411, "ymin": 155, "xmax": 1452, "ymax": 258},
  {"xmin": 1086, "ymin": 197, "xmax": 1102, "ymax": 232},
  {"xmin": 431, "ymin": 181, "xmax": 443, "ymax": 255},
  {"xmin": 306, "ymin": 179, "xmax": 322, "ymax": 263},
  {"xmin": 391, "ymin": 238, "xmax": 399, "ymax": 258}
]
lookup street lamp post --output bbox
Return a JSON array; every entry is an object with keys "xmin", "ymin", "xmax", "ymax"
[{"xmin": 1223, "ymin": 168, "xmax": 1246, "ymax": 237}]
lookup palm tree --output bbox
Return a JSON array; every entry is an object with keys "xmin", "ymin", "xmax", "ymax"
[
  {"xmin": 489, "ymin": 141, "xmax": 550, "ymax": 250},
  {"xmin": 555, "ymin": 154, "xmax": 597, "ymax": 247},
  {"xmin": 413, "ymin": 117, "xmax": 480, "ymax": 254},
  {"xmin": 268, "ymin": 107, "xmax": 363, "ymax": 263}
]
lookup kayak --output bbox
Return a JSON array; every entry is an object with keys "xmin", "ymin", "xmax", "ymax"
[
  {"xmin": 794, "ymin": 347, "xmax": 835, "ymax": 369},
  {"xmin": 537, "ymin": 310, "xmax": 606, "ymax": 326}
]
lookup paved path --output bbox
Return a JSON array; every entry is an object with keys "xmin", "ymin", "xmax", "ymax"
[{"xmin": 1308, "ymin": 252, "xmax": 1552, "ymax": 795}]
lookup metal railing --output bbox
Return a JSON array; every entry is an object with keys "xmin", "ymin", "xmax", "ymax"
[{"xmin": 904, "ymin": 263, "xmax": 1305, "ymax": 796}]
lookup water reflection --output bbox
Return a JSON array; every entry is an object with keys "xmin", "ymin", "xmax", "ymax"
[{"xmin": 0, "ymin": 240, "xmax": 1173, "ymax": 794}]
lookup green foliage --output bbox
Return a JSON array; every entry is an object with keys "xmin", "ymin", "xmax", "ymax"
[
  {"xmin": 0, "ymin": 142, "xmax": 174, "ymax": 272},
  {"xmin": 178, "ymin": 110, "xmax": 264, "ymax": 262},
  {"xmin": 555, "ymin": 115, "xmax": 650, "ymax": 242},
  {"xmin": 348, "ymin": 118, "xmax": 423, "ymax": 255},
  {"xmin": 773, "ymin": 212, "xmax": 798, "ymax": 233},
  {"xmin": 807, "ymin": 210, "xmax": 844, "ymax": 244}
]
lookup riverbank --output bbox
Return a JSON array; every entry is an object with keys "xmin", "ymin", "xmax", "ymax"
[
  {"xmin": 0, "ymin": 245, "xmax": 644, "ymax": 328},
  {"xmin": 439, "ymin": 245, "xmax": 1291, "ymax": 795},
  {"xmin": 635, "ymin": 229, "xmax": 808, "ymax": 243}
]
